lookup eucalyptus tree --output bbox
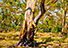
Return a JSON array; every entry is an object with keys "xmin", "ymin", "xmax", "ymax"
[{"xmin": 17, "ymin": 0, "xmax": 59, "ymax": 47}]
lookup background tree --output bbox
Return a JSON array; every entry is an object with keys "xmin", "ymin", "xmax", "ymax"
[
  {"xmin": 0, "ymin": 0, "xmax": 25, "ymax": 32},
  {"xmin": 61, "ymin": 0, "xmax": 67, "ymax": 35}
]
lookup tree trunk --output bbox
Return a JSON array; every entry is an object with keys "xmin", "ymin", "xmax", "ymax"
[
  {"xmin": 62, "ymin": 0, "xmax": 67, "ymax": 35},
  {"xmin": 17, "ymin": 0, "xmax": 46, "ymax": 47}
]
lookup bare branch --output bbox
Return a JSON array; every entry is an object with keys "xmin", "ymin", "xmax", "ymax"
[
  {"xmin": 22, "ymin": 0, "xmax": 26, "ymax": 5},
  {"xmin": 34, "ymin": 0, "xmax": 46, "ymax": 24},
  {"xmin": 46, "ymin": 0, "xmax": 58, "ymax": 6}
]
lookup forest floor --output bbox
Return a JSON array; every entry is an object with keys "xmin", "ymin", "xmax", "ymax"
[{"xmin": 0, "ymin": 31, "xmax": 68, "ymax": 48}]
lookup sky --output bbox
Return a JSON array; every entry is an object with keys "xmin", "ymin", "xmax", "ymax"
[
  {"xmin": 0, "ymin": 0, "xmax": 3, "ymax": 12},
  {"xmin": 0, "ymin": 0, "xmax": 3, "ymax": 2}
]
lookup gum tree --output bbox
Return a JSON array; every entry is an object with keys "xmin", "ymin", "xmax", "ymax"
[
  {"xmin": 17, "ymin": 0, "xmax": 46, "ymax": 46},
  {"xmin": 17, "ymin": 0, "xmax": 59, "ymax": 47}
]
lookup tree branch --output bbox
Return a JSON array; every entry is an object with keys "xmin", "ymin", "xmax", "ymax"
[
  {"xmin": 22, "ymin": 0, "xmax": 26, "ymax": 5},
  {"xmin": 34, "ymin": 0, "xmax": 46, "ymax": 24},
  {"xmin": 46, "ymin": 0, "xmax": 58, "ymax": 6}
]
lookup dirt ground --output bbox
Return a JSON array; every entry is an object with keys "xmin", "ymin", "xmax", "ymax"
[{"xmin": 0, "ymin": 31, "xmax": 68, "ymax": 48}]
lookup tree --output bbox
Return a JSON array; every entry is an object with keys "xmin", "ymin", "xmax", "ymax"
[
  {"xmin": 16, "ymin": 0, "xmax": 64, "ymax": 47},
  {"xmin": 61, "ymin": 0, "xmax": 67, "ymax": 35},
  {"xmin": 16, "ymin": 0, "xmax": 63, "ymax": 47},
  {"xmin": 17, "ymin": 0, "xmax": 46, "ymax": 47}
]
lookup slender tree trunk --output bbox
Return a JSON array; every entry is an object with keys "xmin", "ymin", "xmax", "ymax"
[
  {"xmin": 17, "ymin": 0, "xmax": 46, "ymax": 47},
  {"xmin": 56, "ymin": 19, "xmax": 58, "ymax": 27},
  {"xmin": 62, "ymin": 0, "xmax": 67, "ymax": 35}
]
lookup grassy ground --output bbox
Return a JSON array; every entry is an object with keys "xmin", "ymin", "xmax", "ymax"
[{"xmin": 0, "ymin": 31, "xmax": 68, "ymax": 48}]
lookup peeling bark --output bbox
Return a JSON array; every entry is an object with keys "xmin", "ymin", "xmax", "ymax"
[{"xmin": 16, "ymin": 0, "xmax": 46, "ymax": 47}]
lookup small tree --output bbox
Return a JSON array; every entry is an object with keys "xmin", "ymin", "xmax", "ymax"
[{"xmin": 61, "ymin": 0, "xmax": 67, "ymax": 35}]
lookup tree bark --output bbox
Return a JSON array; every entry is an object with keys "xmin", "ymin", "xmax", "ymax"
[
  {"xmin": 17, "ymin": 0, "xmax": 46, "ymax": 47},
  {"xmin": 62, "ymin": 0, "xmax": 67, "ymax": 35}
]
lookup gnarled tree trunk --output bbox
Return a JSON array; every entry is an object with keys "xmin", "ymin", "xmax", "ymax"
[{"xmin": 17, "ymin": 0, "xmax": 46, "ymax": 47}]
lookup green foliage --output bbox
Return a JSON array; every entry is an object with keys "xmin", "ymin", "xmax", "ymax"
[
  {"xmin": 0, "ymin": 0, "xmax": 25, "ymax": 32},
  {"xmin": 0, "ymin": 0, "xmax": 68, "ymax": 33}
]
